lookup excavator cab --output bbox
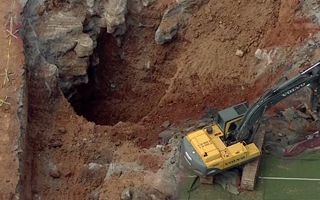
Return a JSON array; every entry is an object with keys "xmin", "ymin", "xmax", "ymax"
[{"xmin": 216, "ymin": 102, "xmax": 249, "ymax": 139}]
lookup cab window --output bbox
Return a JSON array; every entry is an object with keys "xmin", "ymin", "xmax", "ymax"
[
  {"xmin": 217, "ymin": 115, "xmax": 224, "ymax": 130},
  {"xmin": 227, "ymin": 122, "xmax": 237, "ymax": 133}
]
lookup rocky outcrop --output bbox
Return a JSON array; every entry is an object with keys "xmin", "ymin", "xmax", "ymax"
[
  {"xmin": 22, "ymin": 0, "xmax": 133, "ymax": 97},
  {"xmin": 102, "ymin": 0, "xmax": 128, "ymax": 35},
  {"xmin": 155, "ymin": 4, "xmax": 182, "ymax": 45},
  {"xmin": 33, "ymin": 10, "xmax": 89, "ymax": 94},
  {"xmin": 75, "ymin": 34, "xmax": 94, "ymax": 58},
  {"xmin": 155, "ymin": 0, "xmax": 208, "ymax": 44}
]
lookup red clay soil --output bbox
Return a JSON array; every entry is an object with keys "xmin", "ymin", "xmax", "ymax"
[
  {"xmin": 143, "ymin": 0, "xmax": 282, "ymax": 123},
  {"xmin": 263, "ymin": 0, "xmax": 320, "ymax": 47},
  {"xmin": 78, "ymin": 0, "xmax": 320, "ymax": 130},
  {"xmin": 25, "ymin": 0, "xmax": 320, "ymax": 199},
  {"xmin": 78, "ymin": 0, "xmax": 284, "ymax": 128},
  {"xmin": 0, "ymin": 0, "xmax": 25, "ymax": 198}
]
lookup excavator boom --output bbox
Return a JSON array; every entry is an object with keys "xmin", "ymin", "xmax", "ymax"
[{"xmin": 234, "ymin": 62, "xmax": 320, "ymax": 143}]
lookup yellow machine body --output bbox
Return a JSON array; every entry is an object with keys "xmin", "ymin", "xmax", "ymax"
[
  {"xmin": 185, "ymin": 123, "xmax": 260, "ymax": 172},
  {"xmin": 181, "ymin": 103, "xmax": 261, "ymax": 176}
]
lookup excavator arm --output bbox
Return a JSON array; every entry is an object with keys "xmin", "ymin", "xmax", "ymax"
[{"xmin": 232, "ymin": 62, "xmax": 320, "ymax": 143}]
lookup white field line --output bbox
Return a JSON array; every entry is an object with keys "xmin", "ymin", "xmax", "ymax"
[{"xmin": 259, "ymin": 176, "xmax": 320, "ymax": 181}]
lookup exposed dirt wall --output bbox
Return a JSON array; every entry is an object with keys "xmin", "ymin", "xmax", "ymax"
[
  {"xmin": 18, "ymin": 0, "xmax": 320, "ymax": 199},
  {"xmin": 0, "ymin": 0, "xmax": 27, "ymax": 199}
]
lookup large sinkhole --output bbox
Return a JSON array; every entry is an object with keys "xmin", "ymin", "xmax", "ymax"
[{"xmin": 69, "ymin": 30, "xmax": 170, "ymax": 125}]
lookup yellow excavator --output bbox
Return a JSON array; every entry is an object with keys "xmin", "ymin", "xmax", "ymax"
[{"xmin": 181, "ymin": 62, "xmax": 320, "ymax": 176}]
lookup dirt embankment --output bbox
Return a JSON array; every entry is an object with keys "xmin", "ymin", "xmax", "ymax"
[
  {"xmin": 17, "ymin": 0, "xmax": 320, "ymax": 199},
  {"xmin": 0, "ymin": 0, "xmax": 27, "ymax": 199},
  {"xmin": 75, "ymin": 0, "xmax": 282, "ymax": 126},
  {"xmin": 79, "ymin": 0, "xmax": 320, "ymax": 129},
  {"xmin": 263, "ymin": 0, "xmax": 320, "ymax": 47}
]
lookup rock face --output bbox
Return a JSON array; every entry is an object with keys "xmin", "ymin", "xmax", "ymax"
[
  {"xmin": 155, "ymin": 4, "xmax": 183, "ymax": 45},
  {"xmin": 155, "ymin": 0, "xmax": 207, "ymax": 44},
  {"xmin": 102, "ymin": 0, "xmax": 128, "ymax": 35},
  {"xmin": 34, "ymin": 9, "xmax": 90, "ymax": 95},
  {"xmin": 23, "ymin": 0, "xmax": 130, "ymax": 97},
  {"xmin": 23, "ymin": 0, "xmax": 207, "ymax": 96},
  {"xmin": 75, "ymin": 34, "xmax": 94, "ymax": 58}
]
